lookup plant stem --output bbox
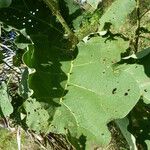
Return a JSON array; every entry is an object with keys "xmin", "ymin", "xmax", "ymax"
[
  {"xmin": 134, "ymin": 0, "xmax": 140, "ymax": 53},
  {"xmin": 140, "ymin": 8, "xmax": 150, "ymax": 19},
  {"xmin": 3, "ymin": 61, "xmax": 21, "ymax": 75},
  {"xmin": 42, "ymin": 0, "xmax": 73, "ymax": 36},
  {"xmin": 42, "ymin": 0, "xmax": 79, "ymax": 50}
]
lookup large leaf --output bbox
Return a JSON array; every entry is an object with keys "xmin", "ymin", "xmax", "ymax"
[
  {"xmin": 0, "ymin": 0, "xmax": 70, "ymax": 127},
  {"xmin": 99, "ymin": 0, "xmax": 136, "ymax": 31},
  {"xmin": 0, "ymin": 83, "xmax": 13, "ymax": 117},
  {"xmin": 51, "ymin": 37, "xmax": 141, "ymax": 149}
]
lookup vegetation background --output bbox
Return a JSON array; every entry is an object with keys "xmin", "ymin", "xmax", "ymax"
[{"xmin": 0, "ymin": 0, "xmax": 150, "ymax": 149}]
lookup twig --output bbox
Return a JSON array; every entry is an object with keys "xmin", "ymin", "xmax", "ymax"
[
  {"xmin": 140, "ymin": 8, "xmax": 150, "ymax": 19},
  {"xmin": 42, "ymin": 0, "xmax": 73, "ymax": 36},
  {"xmin": 28, "ymin": 131, "xmax": 48, "ymax": 150},
  {"xmin": 0, "ymin": 23, "xmax": 1, "ymax": 36},
  {"xmin": 3, "ymin": 61, "xmax": 21, "ymax": 75},
  {"xmin": 0, "ymin": 43, "xmax": 15, "ymax": 54},
  {"xmin": 17, "ymin": 126, "xmax": 21, "ymax": 150},
  {"xmin": 2, "ymin": 117, "xmax": 15, "ymax": 132},
  {"xmin": 134, "ymin": 0, "xmax": 140, "ymax": 53},
  {"xmin": 42, "ymin": 0, "xmax": 79, "ymax": 50}
]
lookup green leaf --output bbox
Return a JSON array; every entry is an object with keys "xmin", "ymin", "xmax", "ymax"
[
  {"xmin": 19, "ymin": 67, "xmax": 33, "ymax": 99},
  {"xmin": 145, "ymin": 140, "xmax": 150, "ymax": 150},
  {"xmin": 99, "ymin": 0, "xmax": 136, "ymax": 31},
  {"xmin": 0, "ymin": 83, "xmax": 13, "ymax": 117},
  {"xmin": 60, "ymin": 0, "xmax": 83, "ymax": 30},
  {"xmin": 51, "ymin": 37, "xmax": 141, "ymax": 149},
  {"xmin": 15, "ymin": 29, "xmax": 32, "ymax": 49},
  {"xmin": 115, "ymin": 117, "xmax": 137, "ymax": 150},
  {"xmin": 123, "ymin": 53, "xmax": 150, "ymax": 104},
  {"xmin": 23, "ymin": 98, "xmax": 49, "ymax": 132},
  {"xmin": 123, "ymin": 47, "xmax": 150, "ymax": 59},
  {"xmin": 0, "ymin": 0, "xmax": 12, "ymax": 8}
]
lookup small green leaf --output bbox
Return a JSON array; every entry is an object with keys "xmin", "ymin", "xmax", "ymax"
[
  {"xmin": 0, "ymin": 83, "xmax": 13, "ymax": 117},
  {"xmin": 135, "ymin": 47, "xmax": 150, "ymax": 59},
  {"xmin": 145, "ymin": 140, "xmax": 150, "ymax": 150},
  {"xmin": 23, "ymin": 98, "xmax": 49, "ymax": 132},
  {"xmin": 115, "ymin": 118, "xmax": 137, "ymax": 150},
  {"xmin": 123, "ymin": 47, "xmax": 150, "ymax": 59},
  {"xmin": 19, "ymin": 68, "xmax": 33, "ymax": 99}
]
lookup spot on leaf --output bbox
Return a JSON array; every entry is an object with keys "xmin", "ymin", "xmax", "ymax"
[
  {"xmin": 124, "ymin": 92, "xmax": 128, "ymax": 96},
  {"xmin": 112, "ymin": 88, "xmax": 117, "ymax": 94}
]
